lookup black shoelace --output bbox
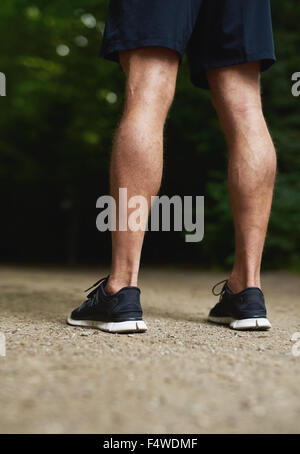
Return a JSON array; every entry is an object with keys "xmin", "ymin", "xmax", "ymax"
[
  {"xmin": 211, "ymin": 279, "xmax": 228, "ymax": 298},
  {"xmin": 84, "ymin": 276, "xmax": 109, "ymax": 293}
]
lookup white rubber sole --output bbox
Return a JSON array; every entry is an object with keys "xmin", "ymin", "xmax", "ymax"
[
  {"xmin": 67, "ymin": 316, "xmax": 147, "ymax": 333},
  {"xmin": 208, "ymin": 316, "xmax": 271, "ymax": 331}
]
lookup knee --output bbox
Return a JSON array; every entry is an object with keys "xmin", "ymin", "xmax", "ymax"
[
  {"xmin": 211, "ymin": 90, "xmax": 262, "ymax": 122},
  {"xmin": 121, "ymin": 48, "xmax": 178, "ymax": 115},
  {"xmin": 126, "ymin": 71, "xmax": 176, "ymax": 113},
  {"xmin": 209, "ymin": 62, "xmax": 262, "ymax": 121}
]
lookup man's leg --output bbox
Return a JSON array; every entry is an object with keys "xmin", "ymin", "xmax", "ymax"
[
  {"xmin": 105, "ymin": 47, "xmax": 179, "ymax": 294},
  {"xmin": 67, "ymin": 47, "xmax": 178, "ymax": 333},
  {"xmin": 207, "ymin": 62, "xmax": 277, "ymax": 293}
]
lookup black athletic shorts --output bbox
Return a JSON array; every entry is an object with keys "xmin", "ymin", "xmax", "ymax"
[{"xmin": 100, "ymin": 0, "xmax": 276, "ymax": 89}]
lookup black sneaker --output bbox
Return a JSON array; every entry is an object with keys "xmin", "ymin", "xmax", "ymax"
[
  {"xmin": 67, "ymin": 276, "xmax": 147, "ymax": 333},
  {"xmin": 208, "ymin": 279, "xmax": 271, "ymax": 330}
]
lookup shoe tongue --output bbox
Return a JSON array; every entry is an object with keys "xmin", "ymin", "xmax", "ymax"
[
  {"xmin": 87, "ymin": 279, "xmax": 108, "ymax": 298},
  {"xmin": 224, "ymin": 282, "xmax": 234, "ymax": 294}
]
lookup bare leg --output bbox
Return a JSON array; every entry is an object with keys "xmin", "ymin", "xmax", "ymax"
[
  {"xmin": 207, "ymin": 62, "xmax": 277, "ymax": 293},
  {"xmin": 106, "ymin": 47, "xmax": 179, "ymax": 294}
]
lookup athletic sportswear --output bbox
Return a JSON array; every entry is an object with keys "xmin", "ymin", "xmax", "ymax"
[
  {"xmin": 100, "ymin": 0, "xmax": 276, "ymax": 88},
  {"xmin": 67, "ymin": 276, "xmax": 147, "ymax": 333},
  {"xmin": 208, "ymin": 279, "xmax": 271, "ymax": 330}
]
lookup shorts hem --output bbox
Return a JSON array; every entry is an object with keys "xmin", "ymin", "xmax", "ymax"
[
  {"xmin": 100, "ymin": 38, "xmax": 185, "ymax": 63},
  {"xmin": 190, "ymin": 52, "xmax": 276, "ymax": 89}
]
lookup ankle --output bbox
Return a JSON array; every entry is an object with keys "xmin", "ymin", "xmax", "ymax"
[
  {"xmin": 105, "ymin": 274, "xmax": 138, "ymax": 295},
  {"xmin": 228, "ymin": 272, "xmax": 261, "ymax": 293}
]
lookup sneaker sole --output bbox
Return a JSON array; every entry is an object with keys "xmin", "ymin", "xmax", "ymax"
[
  {"xmin": 208, "ymin": 316, "xmax": 271, "ymax": 331},
  {"xmin": 67, "ymin": 317, "xmax": 147, "ymax": 333}
]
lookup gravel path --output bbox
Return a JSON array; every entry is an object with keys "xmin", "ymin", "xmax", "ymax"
[{"xmin": 0, "ymin": 265, "xmax": 300, "ymax": 434}]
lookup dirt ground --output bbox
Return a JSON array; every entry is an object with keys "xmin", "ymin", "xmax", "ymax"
[{"xmin": 0, "ymin": 265, "xmax": 300, "ymax": 434}]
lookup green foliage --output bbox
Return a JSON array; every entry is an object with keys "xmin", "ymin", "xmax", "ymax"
[{"xmin": 0, "ymin": 0, "xmax": 300, "ymax": 267}]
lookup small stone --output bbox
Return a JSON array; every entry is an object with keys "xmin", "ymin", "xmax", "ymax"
[
  {"xmin": 80, "ymin": 331, "xmax": 90, "ymax": 336},
  {"xmin": 258, "ymin": 345, "xmax": 266, "ymax": 351}
]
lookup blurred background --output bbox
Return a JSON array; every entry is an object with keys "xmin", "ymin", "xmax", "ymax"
[
  {"xmin": 1, "ymin": 0, "xmax": 300, "ymax": 270},
  {"xmin": 1, "ymin": 0, "xmax": 300, "ymax": 436}
]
